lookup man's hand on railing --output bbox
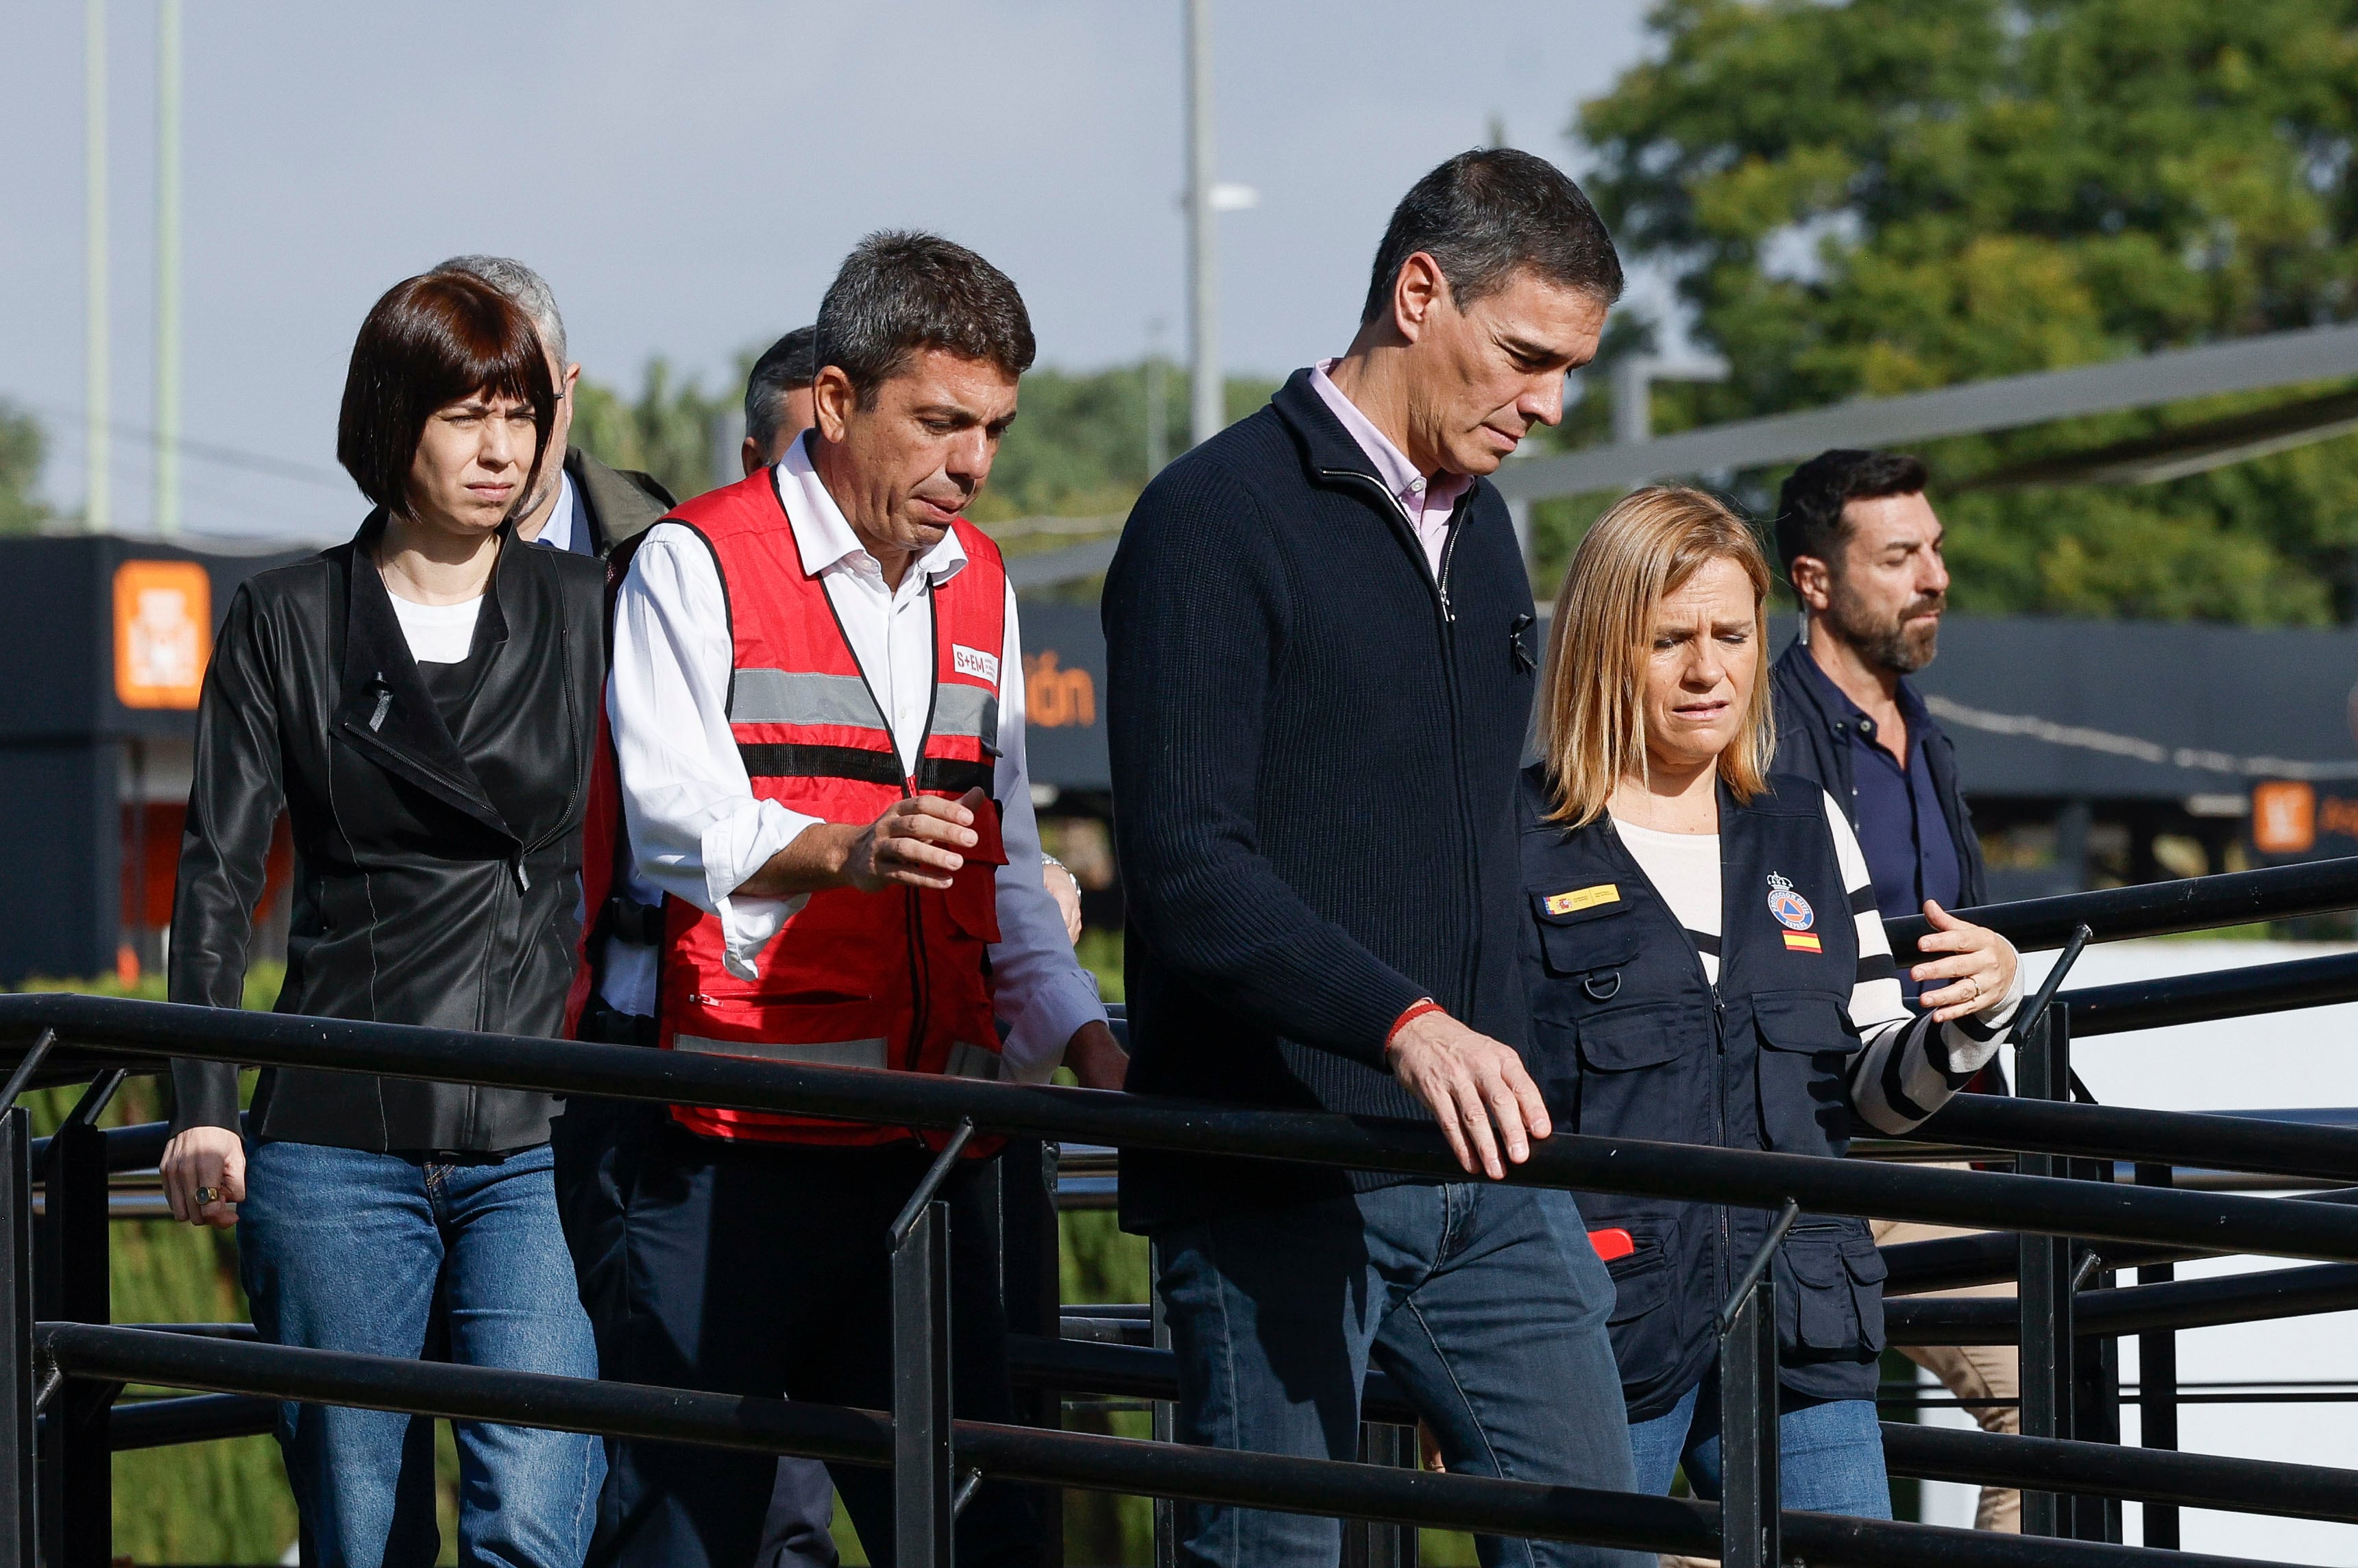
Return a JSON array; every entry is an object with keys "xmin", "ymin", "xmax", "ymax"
[
  {"xmin": 1384, "ymin": 1008, "xmax": 1551, "ymax": 1180},
  {"xmin": 159, "ymin": 1125, "xmax": 245, "ymax": 1229}
]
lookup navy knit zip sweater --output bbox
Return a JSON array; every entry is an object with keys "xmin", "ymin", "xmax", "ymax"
[{"xmin": 1104, "ymin": 368, "xmax": 1540, "ymax": 1232}]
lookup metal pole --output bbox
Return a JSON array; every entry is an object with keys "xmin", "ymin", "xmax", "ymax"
[
  {"xmin": 2135, "ymin": 1162, "xmax": 2180, "ymax": 1550},
  {"xmin": 84, "ymin": 0, "xmax": 110, "ymax": 532},
  {"xmin": 1150, "ymin": 1239, "xmax": 1176, "ymax": 1568},
  {"xmin": 891, "ymin": 1123, "xmax": 971, "ymax": 1568},
  {"xmin": 154, "ymin": 0, "xmax": 182, "ymax": 534},
  {"xmin": 2018, "ymin": 1007, "xmax": 2075, "ymax": 1537},
  {"xmin": 38, "ymin": 1074, "xmax": 119, "ymax": 1568},
  {"xmin": 1718, "ymin": 1199, "xmax": 1797, "ymax": 1568},
  {"xmin": 0, "ymin": 1109, "xmax": 34, "ymax": 1568},
  {"xmin": 1183, "ymin": 0, "xmax": 1220, "ymax": 447},
  {"xmin": 893, "ymin": 1200, "xmax": 955, "ymax": 1568}
]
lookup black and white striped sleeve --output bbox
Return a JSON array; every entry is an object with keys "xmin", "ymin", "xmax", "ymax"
[{"xmin": 1821, "ymin": 792, "xmax": 2019, "ymax": 1134}]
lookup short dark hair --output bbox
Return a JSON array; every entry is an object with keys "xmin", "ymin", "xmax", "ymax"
[
  {"xmin": 1361, "ymin": 149, "xmax": 1624, "ymax": 325},
  {"xmin": 744, "ymin": 326, "xmax": 817, "ymax": 455},
  {"xmin": 1773, "ymin": 449, "xmax": 1932, "ymax": 576},
  {"xmin": 337, "ymin": 272, "xmax": 557, "ymax": 513},
  {"xmin": 814, "ymin": 231, "xmax": 1036, "ymax": 404}
]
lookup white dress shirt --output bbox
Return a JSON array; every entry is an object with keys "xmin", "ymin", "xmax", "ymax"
[{"xmin": 599, "ymin": 432, "xmax": 1105, "ymax": 1081}]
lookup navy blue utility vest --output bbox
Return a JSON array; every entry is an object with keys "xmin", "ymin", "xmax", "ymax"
[{"xmin": 1517, "ymin": 765, "xmax": 1890, "ymax": 1419}]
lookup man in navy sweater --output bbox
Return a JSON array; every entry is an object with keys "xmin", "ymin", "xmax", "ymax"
[{"xmin": 1104, "ymin": 150, "xmax": 1645, "ymax": 1567}]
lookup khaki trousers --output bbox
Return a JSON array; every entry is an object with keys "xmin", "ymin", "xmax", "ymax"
[{"xmin": 1871, "ymin": 1215, "xmax": 2021, "ymax": 1534}]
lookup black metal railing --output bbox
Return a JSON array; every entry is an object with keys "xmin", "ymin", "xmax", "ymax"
[{"xmin": 12, "ymin": 854, "xmax": 2358, "ymax": 1567}]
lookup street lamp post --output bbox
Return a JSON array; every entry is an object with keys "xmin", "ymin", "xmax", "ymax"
[
  {"xmin": 84, "ymin": 0, "xmax": 109, "ymax": 533},
  {"xmin": 155, "ymin": 0, "xmax": 182, "ymax": 535},
  {"xmin": 1184, "ymin": 0, "xmax": 1219, "ymax": 448}
]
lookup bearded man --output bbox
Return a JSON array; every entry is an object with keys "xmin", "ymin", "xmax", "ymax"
[
  {"xmin": 1771, "ymin": 449, "xmax": 1986, "ymax": 953},
  {"xmin": 1771, "ymin": 448, "xmax": 2019, "ymax": 1536}
]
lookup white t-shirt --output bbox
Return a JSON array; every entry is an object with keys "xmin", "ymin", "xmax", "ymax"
[{"xmin": 387, "ymin": 593, "xmax": 483, "ymax": 665}]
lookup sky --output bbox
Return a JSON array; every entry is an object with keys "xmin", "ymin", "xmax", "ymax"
[{"xmin": 0, "ymin": 1, "xmax": 1655, "ymax": 540}]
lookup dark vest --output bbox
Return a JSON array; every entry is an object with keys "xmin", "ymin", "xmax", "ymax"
[{"xmin": 1517, "ymin": 766, "xmax": 1890, "ymax": 1417}]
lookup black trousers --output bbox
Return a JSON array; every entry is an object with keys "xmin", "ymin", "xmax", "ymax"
[{"xmin": 552, "ymin": 1099, "xmax": 1036, "ymax": 1568}]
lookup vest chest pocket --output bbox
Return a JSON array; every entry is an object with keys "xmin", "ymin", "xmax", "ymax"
[
  {"xmin": 1773, "ymin": 1222, "xmax": 1888, "ymax": 1363},
  {"xmin": 1555, "ymin": 1004, "xmax": 1713, "ymax": 1142},
  {"xmin": 1530, "ymin": 891, "xmax": 1642, "ymax": 982},
  {"xmin": 1751, "ymin": 991, "xmax": 1856, "ymax": 1155}
]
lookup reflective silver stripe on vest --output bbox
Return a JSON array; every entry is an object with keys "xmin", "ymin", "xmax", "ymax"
[
  {"xmin": 944, "ymin": 1042, "xmax": 1004, "ymax": 1081},
  {"xmin": 729, "ymin": 669, "xmax": 889, "ymax": 733},
  {"xmin": 932, "ymin": 684, "xmax": 1000, "ymax": 752},
  {"xmin": 673, "ymin": 1035, "xmax": 888, "ymax": 1070}
]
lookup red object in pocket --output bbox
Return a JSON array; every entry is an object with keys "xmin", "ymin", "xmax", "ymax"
[{"xmin": 1588, "ymin": 1227, "xmax": 1634, "ymax": 1263}]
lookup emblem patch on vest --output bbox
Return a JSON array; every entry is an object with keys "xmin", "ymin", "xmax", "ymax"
[
  {"xmin": 1544, "ymin": 883, "xmax": 1618, "ymax": 916},
  {"xmin": 1782, "ymin": 932, "xmax": 1823, "ymax": 953},
  {"xmin": 1765, "ymin": 872, "xmax": 1814, "ymax": 931},
  {"xmin": 952, "ymin": 644, "xmax": 999, "ymax": 684}
]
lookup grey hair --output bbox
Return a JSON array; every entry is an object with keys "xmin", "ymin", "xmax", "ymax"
[{"xmin": 433, "ymin": 254, "xmax": 567, "ymax": 366}]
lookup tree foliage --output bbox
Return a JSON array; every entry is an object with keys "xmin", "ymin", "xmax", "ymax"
[
  {"xmin": 572, "ymin": 354, "xmax": 1278, "ymax": 525},
  {"xmin": 1570, "ymin": 0, "xmax": 2358, "ymax": 622},
  {"xmin": 0, "ymin": 402, "xmax": 49, "ymax": 535},
  {"xmin": 572, "ymin": 358, "xmax": 733, "ymax": 506}
]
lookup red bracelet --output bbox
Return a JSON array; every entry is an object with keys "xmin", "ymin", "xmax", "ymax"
[{"xmin": 1387, "ymin": 999, "xmax": 1446, "ymax": 1044}]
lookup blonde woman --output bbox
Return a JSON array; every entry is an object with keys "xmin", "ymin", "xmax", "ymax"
[{"xmin": 1518, "ymin": 487, "xmax": 2019, "ymax": 1519}]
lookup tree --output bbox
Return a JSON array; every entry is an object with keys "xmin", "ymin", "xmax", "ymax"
[
  {"xmin": 1567, "ymin": 0, "xmax": 2358, "ymax": 622},
  {"xmin": 0, "ymin": 402, "xmax": 49, "ymax": 534},
  {"xmin": 571, "ymin": 358, "xmax": 733, "ymax": 506}
]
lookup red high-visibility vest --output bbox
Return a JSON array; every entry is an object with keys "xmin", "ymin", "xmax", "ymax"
[{"xmin": 568, "ymin": 469, "xmax": 1009, "ymax": 1144}]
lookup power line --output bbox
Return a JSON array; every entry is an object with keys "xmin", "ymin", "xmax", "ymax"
[{"xmin": 10, "ymin": 399, "xmax": 350, "ymax": 489}]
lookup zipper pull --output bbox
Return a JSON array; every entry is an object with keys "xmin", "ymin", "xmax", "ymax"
[
  {"xmin": 368, "ymin": 686, "xmax": 393, "ymax": 733},
  {"xmin": 513, "ymin": 856, "xmax": 531, "ymax": 892}
]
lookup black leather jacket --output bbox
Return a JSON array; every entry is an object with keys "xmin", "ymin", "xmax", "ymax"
[{"xmin": 167, "ymin": 513, "xmax": 606, "ymax": 1151}]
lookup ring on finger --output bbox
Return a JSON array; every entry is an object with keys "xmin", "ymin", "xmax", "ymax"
[{"xmin": 193, "ymin": 1186, "xmax": 221, "ymax": 1205}]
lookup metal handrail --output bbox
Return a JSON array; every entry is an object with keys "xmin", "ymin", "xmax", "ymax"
[
  {"xmin": 38, "ymin": 1323, "xmax": 2301, "ymax": 1568},
  {"xmin": 9, "ymin": 994, "xmax": 2358, "ymax": 1260},
  {"xmin": 2063, "ymin": 949, "xmax": 2358, "ymax": 1037},
  {"xmin": 1885, "ymin": 855, "xmax": 2358, "ymax": 960}
]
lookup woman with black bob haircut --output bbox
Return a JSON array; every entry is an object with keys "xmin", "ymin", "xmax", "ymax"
[
  {"xmin": 158, "ymin": 271, "xmax": 607, "ymax": 1567},
  {"xmin": 1520, "ymin": 487, "xmax": 2019, "ymax": 1520}
]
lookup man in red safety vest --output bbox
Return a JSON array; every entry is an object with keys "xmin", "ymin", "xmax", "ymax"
[{"xmin": 557, "ymin": 232, "xmax": 1123, "ymax": 1568}]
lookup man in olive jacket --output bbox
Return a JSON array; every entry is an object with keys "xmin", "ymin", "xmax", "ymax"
[{"xmin": 435, "ymin": 254, "xmax": 676, "ymax": 555}]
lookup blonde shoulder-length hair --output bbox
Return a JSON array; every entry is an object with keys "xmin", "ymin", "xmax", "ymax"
[{"xmin": 1538, "ymin": 485, "xmax": 1777, "ymax": 826}]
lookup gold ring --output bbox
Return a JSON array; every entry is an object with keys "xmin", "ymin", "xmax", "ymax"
[{"xmin": 193, "ymin": 1186, "xmax": 221, "ymax": 1205}]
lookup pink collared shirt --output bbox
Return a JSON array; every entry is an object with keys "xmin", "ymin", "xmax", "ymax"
[{"xmin": 1309, "ymin": 358, "xmax": 1472, "ymax": 578}]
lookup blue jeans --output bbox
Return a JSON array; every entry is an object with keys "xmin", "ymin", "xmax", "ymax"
[
  {"xmin": 1155, "ymin": 1182, "xmax": 1645, "ymax": 1568},
  {"xmin": 1627, "ymin": 1366, "xmax": 1891, "ymax": 1519},
  {"xmin": 239, "ymin": 1140, "xmax": 605, "ymax": 1568}
]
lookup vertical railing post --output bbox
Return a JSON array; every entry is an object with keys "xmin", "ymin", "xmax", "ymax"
[
  {"xmin": 1001, "ymin": 1140, "xmax": 1065, "ymax": 1568},
  {"xmin": 1150, "ymin": 1240, "xmax": 1176, "ymax": 1568},
  {"xmin": 2017, "ymin": 1007, "xmax": 2074, "ymax": 1538},
  {"xmin": 38, "ymin": 1072, "xmax": 119, "ymax": 1568},
  {"xmin": 0, "ymin": 1107, "xmax": 35, "ymax": 1568},
  {"xmin": 2135, "ymin": 1161, "xmax": 2180, "ymax": 1550},
  {"xmin": 891, "ymin": 1121, "xmax": 973, "ymax": 1568},
  {"xmin": 1346, "ymin": 1424, "xmax": 1415, "ymax": 1568},
  {"xmin": 1719, "ymin": 1200, "xmax": 1797, "ymax": 1568}
]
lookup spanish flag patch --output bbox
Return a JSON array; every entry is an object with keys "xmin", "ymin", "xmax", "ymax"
[
  {"xmin": 1783, "ymin": 931, "xmax": 1823, "ymax": 953},
  {"xmin": 1544, "ymin": 883, "xmax": 1619, "ymax": 916}
]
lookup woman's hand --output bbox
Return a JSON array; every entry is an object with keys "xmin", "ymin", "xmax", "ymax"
[
  {"xmin": 160, "ymin": 1127, "xmax": 246, "ymax": 1229},
  {"xmin": 1909, "ymin": 900, "xmax": 2019, "ymax": 1025}
]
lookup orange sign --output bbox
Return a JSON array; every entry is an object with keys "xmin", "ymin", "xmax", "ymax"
[
  {"xmin": 113, "ymin": 560, "xmax": 212, "ymax": 709},
  {"xmin": 2252, "ymin": 781, "xmax": 2317, "ymax": 855},
  {"xmin": 1025, "ymin": 650, "xmax": 1096, "ymax": 728}
]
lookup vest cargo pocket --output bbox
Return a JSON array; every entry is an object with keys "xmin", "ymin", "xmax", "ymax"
[
  {"xmin": 1572, "ymin": 1005, "xmax": 1712, "ymax": 1142},
  {"xmin": 1601, "ymin": 1219, "xmax": 1688, "ymax": 1408},
  {"xmin": 1530, "ymin": 892, "xmax": 1642, "ymax": 979},
  {"xmin": 1751, "ymin": 991, "xmax": 1855, "ymax": 1156},
  {"xmin": 1774, "ymin": 1222, "xmax": 1885, "ymax": 1362}
]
